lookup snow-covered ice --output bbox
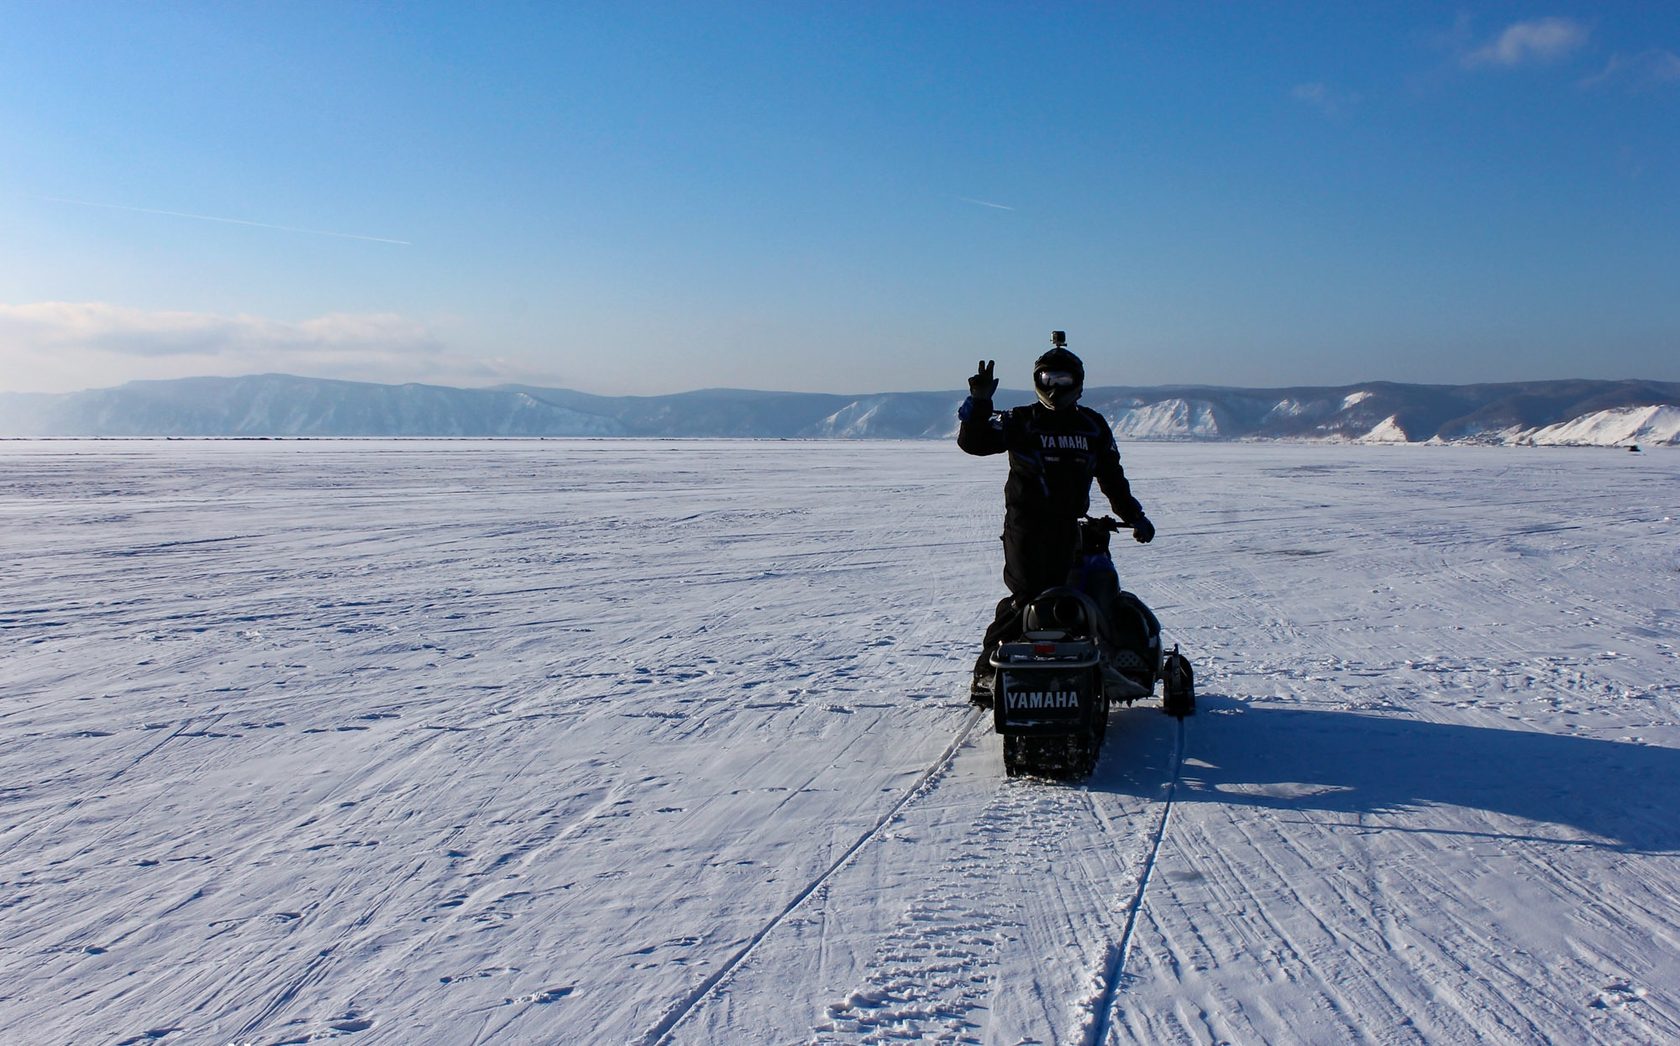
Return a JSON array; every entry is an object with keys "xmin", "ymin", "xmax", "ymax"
[{"xmin": 2, "ymin": 439, "xmax": 1678, "ymax": 1044}]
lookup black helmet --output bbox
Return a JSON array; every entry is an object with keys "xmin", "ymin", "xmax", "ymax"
[{"xmin": 1033, "ymin": 336, "xmax": 1084, "ymax": 411}]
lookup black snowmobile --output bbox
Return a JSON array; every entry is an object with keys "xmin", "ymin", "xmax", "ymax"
[{"xmin": 986, "ymin": 516, "xmax": 1194, "ymax": 778}]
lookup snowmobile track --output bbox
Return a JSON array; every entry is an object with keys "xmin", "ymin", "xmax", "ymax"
[
  {"xmin": 1087, "ymin": 714, "xmax": 1186, "ymax": 1045},
  {"xmin": 636, "ymin": 706, "xmax": 987, "ymax": 1046}
]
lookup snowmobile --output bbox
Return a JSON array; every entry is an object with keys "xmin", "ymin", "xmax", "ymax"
[{"xmin": 987, "ymin": 516, "xmax": 1194, "ymax": 779}]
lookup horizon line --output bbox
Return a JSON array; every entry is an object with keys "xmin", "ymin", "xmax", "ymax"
[{"xmin": 4, "ymin": 372, "xmax": 1675, "ymax": 399}]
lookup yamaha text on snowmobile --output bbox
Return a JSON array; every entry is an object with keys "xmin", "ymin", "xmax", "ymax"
[{"xmin": 986, "ymin": 516, "xmax": 1194, "ymax": 778}]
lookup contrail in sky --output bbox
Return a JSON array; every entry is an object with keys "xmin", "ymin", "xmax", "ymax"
[
  {"xmin": 958, "ymin": 196, "xmax": 1015, "ymax": 211},
  {"xmin": 38, "ymin": 195, "xmax": 412, "ymax": 246}
]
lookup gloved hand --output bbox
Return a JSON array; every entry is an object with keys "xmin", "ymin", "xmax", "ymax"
[
  {"xmin": 1131, "ymin": 515, "xmax": 1156, "ymax": 544},
  {"xmin": 968, "ymin": 360, "xmax": 998, "ymax": 400}
]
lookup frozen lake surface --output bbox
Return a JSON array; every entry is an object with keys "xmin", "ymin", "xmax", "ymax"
[{"xmin": 2, "ymin": 439, "xmax": 1678, "ymax": 1044}]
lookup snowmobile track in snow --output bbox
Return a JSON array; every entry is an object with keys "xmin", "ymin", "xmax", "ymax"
[
  {"xmin": 637, "ymin": 706, "xmax": 987, "ymax": 1046},
  {"xmin": 9, "ymin": 442, "xmax": 1680, "ymax": 1045},
  {"xmin": 1086, "ymin": 714, "xmax": 1186, "ymax": 1045}
]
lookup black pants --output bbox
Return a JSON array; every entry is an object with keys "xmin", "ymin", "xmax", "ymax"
[{"xmin": 974, "ymin": 519, "xmax": 1081, "ymax": 677}]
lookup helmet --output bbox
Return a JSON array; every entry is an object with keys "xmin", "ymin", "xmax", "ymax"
[{"xmin": 1032, "ymin": 339, "xmax": 1084, "ymax": 411}]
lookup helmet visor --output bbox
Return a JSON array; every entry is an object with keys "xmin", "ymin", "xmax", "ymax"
[{"xmin": 1035, "ymin": 369, "xmax": 1079, "ymax": 389}]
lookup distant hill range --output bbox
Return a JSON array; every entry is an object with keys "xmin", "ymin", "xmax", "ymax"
[{"xmin": 2, "ymin": 373, "xmax": 1678, "ymax": 446}]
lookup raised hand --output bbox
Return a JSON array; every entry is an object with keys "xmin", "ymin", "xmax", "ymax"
[{"xmin": 968, "ymin": 359, "xmax": 998, "ymax": 400}]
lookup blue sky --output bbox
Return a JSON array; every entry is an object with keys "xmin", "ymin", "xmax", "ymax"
[{"xmin": 2, "ymin": 2, "xmax": 1676, "ymax": 395}]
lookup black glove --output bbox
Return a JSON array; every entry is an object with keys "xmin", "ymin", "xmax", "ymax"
[
  {"xmin": 968, "ymin": 360, "xmax": 998, "ymax": 400},
  {"xmin": 1132, "ymin": 515, "xmax": 1155, "ymax": 544}
]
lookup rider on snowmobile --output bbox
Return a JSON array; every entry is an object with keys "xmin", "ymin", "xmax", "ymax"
[{"xmin": 957, "ymin": 332, "xmax": 1154, "ymax": 704}]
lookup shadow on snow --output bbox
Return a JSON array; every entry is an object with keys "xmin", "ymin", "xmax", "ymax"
[{"xmin": 1088, "ymin": 696, "xmax": 1680, "ymax": 855}]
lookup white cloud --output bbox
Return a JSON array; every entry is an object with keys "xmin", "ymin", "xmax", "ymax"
[
  {"xmin": 1462, "ymin": 17, "xmax": 1590, "ymax": 69},
  {"xmin": 0, "ymin": 301, "xmax": 535, "ymax": 393},
  {"xmin": 1580, "ymin": 49, "xmax": 1680, "ymax": 90},
  {"xmin": 1291, "ymin": 82, "xmax": 1360, "ymax": 117}
]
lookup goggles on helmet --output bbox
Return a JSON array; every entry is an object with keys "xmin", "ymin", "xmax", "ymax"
[{"xmin": 1035, "ymin": 369, "xmax": 1079, "ymax": 389}]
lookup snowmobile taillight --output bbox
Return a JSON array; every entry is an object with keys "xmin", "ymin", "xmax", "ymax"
[{"xmin": 1033, "ymin": 642, "xmax": 1058, "ymax": 656}]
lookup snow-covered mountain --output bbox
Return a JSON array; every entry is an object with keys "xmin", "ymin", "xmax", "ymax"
[
  {"xmin": 1508, "ymin": 404, "xmax": 1680, "ymax": 447},
  {"xmin": 0, "ymin": 374, "xmax": 623, "ymax": 438},
  {"xmin": 3, "ymin": 373, "xmax": 1677, "ymax": 445}
]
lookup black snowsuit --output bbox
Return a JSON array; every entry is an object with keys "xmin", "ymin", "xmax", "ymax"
[{"xmin": 957, "ymin": 395, "xmax": 1145, "ymax": 677}]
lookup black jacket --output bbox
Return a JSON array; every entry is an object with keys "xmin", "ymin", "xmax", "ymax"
[{"xmin": 958, "ymin": 396, "xmax": 1144, "ymax": 529}]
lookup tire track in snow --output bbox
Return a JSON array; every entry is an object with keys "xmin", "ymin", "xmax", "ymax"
[
  {"xmin": 814, "ymin": 791, "xmax": 1025, "ymax": 1039},
  {"xmin": 1084, "ymin": 715, "xmax": 1185, "ymax": 1045},
  {"xmin": 809, "ymin": 774, "xmax": 1097, "ymax": 1043},
  {"xmin": 800, "ymin": 707, "xmax": 1182, "ymax": 1045},
  {"xmin": 107, "ymin": 710, "xmax": 233, "ymax": 784},
  {"xmin": 636, "ymin": 706, "xmax": 986, "ymax": 1046}
]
